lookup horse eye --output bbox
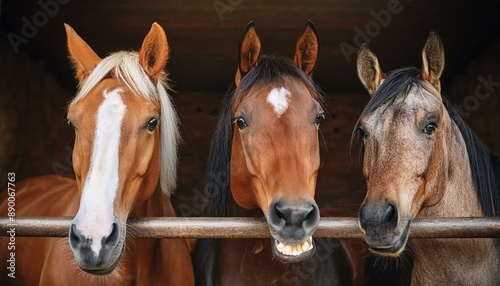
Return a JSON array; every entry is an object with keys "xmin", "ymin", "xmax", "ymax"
[
  {"xmin": 357, "ymin": 127, "xmax": 367, "ymax": 138},
  {"xmin": 423, "ymin": 122, "xmax": 437, "ymax": 135},
  {"xmin": 67, "ymin": 120, "xmax": 76, "ymax": 130},
  {"xmin": 314, "ymin": 113, "xmax": 326, "ymax": 126},
  {"xmin": 146, "ymin": 118, "xmax": 159, "ymax": 132},
  {"xmin": 234, "ymin": 117, "xmax": 248, "ymax": 130}
]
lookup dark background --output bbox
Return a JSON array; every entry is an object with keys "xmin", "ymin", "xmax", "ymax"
[{"xmin": 1, "ymin": 0, "xmax": 499, "ymax": 284}]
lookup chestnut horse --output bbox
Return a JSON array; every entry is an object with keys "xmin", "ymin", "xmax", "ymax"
[
  {"xmin": 355, "ymin": 31, "xmax": 500, "ymax": 285},
  {"xmin": 0, "ymin": 23, "xmax": 194, "ymax": 285},
  {"xmin": 193, "ymin": 22, "xmax": 359, "ymax": 285}
]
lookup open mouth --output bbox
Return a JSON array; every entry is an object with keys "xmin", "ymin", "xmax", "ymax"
[
  {"xmin": 272, "ymin": 236, "xmax": 315, "ymax": 263},
  {"xmin": 369, "ymin": 221, "xmax": 411, "ymax": 256}
]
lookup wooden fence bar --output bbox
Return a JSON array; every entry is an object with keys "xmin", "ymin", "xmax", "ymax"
[{"xmin": 1, "ymin": 217, "xmax": 499, "ymax": 239}]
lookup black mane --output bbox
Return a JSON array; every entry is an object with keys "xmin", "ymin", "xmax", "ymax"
[
  {"xmin": 354, "ymin": 67, "xmax": 500, "ymax": 218},
  {"xmin": 443, "ymin": 98, "xmax": 500, "ymax": 217}
]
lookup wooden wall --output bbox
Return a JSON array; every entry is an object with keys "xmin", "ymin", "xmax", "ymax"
[
  {"xmin": 0, "ymin": 29, "xmax": 74, "ymax": 188},
  {"xmin": 448, "ymin": 38, "xmax": 500, "ymax": 157}
]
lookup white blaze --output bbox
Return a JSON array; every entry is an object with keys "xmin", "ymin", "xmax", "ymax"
[
  {"xmin": 73, "ymin": 88, "xmax": 126, "ymax": 254},
  {"xmin": 267, "ymin": 87, "xmax": 291, "ymax": 117}
]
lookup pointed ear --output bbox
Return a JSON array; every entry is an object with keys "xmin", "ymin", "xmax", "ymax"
[
  {"xmin": 357, "ymin": 44, "xmax": 385, "ymax": 96},
  {"xmin": 235, "ymin": 21, "xmax": 261, "ymax": 87},
  {"xmin": 139, "ymin": 22, "xmax": 169, "ymax": 83},
  {"xmin": 294, "ymin": 20, "xmax": 319, "ymax": 76},
  {"xmin": 421, "ymin": 31, "xmax": 445, "ymax": 93},
  {"xmin": 65, "ymin": 23, "xmax": 101, "ymax": 85}
]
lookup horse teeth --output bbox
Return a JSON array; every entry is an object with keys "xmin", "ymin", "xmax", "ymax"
[
  {"xmin": 277, "ymin": 242, "xmax": 284, "ymax": 250},
  {"xmin": 276, "ymin": 238, "xmax": 313, "ymax": 256}
]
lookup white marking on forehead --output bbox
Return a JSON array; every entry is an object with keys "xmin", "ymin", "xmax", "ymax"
[
  {"xmin": 266, "ymin": 87, "xmax": 291, "ymax": 117},
  {"xmin": 73, "ymin": 88, "xmax": 126, "ymax": 254}
]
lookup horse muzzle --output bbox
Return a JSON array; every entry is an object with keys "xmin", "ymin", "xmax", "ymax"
[
  {"xmin": 359, "ymin": 200, "xmax": 411, "ymax": 256},
  {"xmin": 267, "ymin": 198, "xmax": 320, "ymax": 263},
  {"xmin": 68, "ymin": 219, "xmax": 125, "ymax": 275}
]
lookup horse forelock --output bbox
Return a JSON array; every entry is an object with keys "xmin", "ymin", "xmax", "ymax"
[
  {"xmin": 354, "ymin": 68, "xmax": 419, "ymax": 131},
  {"xmin": 69, "ymin": 51, "xmax": 179, "ymax": 196},
  {"xmin": 70, "ymin": 51, "xmax": 168, "ymax": 105},
  {"xmin": 235, "ymin": 55, "xmax": 325, "ymax": 107}
]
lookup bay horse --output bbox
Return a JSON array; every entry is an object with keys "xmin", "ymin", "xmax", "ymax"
[
  {"xmin": 193, "ymin": 21, "xmax": 359, "ymax": 285},
  {"xmin": 355, "ymin": 31, "xmax": 500, "ymax": 285},
  {"xmin": 0, "ymin": 23, "xmax": 194, "ymax": 285}
]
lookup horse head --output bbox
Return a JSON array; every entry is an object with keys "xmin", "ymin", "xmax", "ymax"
[
  {"xmin": 229, "ymin": 21, "xmax": 324, "ymax": 262},
  {"xmin": 65, "ymin": 23, "xmax": 178, "ymax": 274},
  {"xmin": 355, "ymin": 32, "xmax": 449, "ymax": 256}
]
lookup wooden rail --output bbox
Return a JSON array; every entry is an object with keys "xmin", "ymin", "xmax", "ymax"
[{"xmin": 1, "ymin": 217, "xmax": 500, "ymax": 238}]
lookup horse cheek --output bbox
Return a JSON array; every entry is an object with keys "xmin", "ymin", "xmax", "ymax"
[{"xmin": 422, "ymin": 136, "xmax": 448, "ymax": 207}]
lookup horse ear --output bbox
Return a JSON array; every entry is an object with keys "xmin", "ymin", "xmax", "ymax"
[
  {"xmin": 357, "ymin": 43, "xmax": 385, "ymax": 96},
  {"xmin": 65, "ymin": 23, "xmax": 101, "ymax": 85},
  {"xmin": 235, "ymin": 21, "xmax": 261, "ymax": 87},
  {"xmin": 139, "ymin": 22, "xmax": 169, "ymax": 83},
  {"xmin": 421, "ymin": 31, "xmax": 445, "ymax": 93},
  {"xmin": 294, "ymin": 20, "xmax": 319, "ymax": 76}
]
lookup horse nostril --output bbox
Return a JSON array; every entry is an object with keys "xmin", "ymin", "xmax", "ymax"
[
  {"xmin": 303, "ymin": 204, "xmax": 319, "ymax": 230},
  {"xmin": 275, "ymin": 204, "xmax": 285, "ymax": 220},
  {"xmin": 69, "ymin": 224, "xmax": 84, "ymax": 249},
  {"xmin": 385, "ymin": 203, "xmax": 398, "ymax": 227},
  {"xmin": 70, "ymin": 225, "xmax": 80, "ymax": 242},
  {"xmin": 359, "ymin": 201, "xmax": 399, "ymax": 230},
  {"xmin": 305, "ymin": 209, "xmax": 312, "ymax": 220},
  {"xmin": 272, "ymin": 201, "xmax": 319, "ymax": 226},
  {"xmin": 386, "ymin": 204, "xmax": 395, "ymax": 221},
  {"xmin": 105, "ymin": 223, "xmax": 119, "ymax": 246},
  {"xmin": 304, "ymin": 205, "xmax": 316, "ymax": 221}
]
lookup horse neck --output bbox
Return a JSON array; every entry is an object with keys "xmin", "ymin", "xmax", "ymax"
[
  {"xmin": 419, "ymin": 119, "xmax": 482, "ymax": 218},
  {"xmin": 412, "ymin": 118, "xmax": 500, "ymax": 284},
  {"xmin": 119, "ymin": 185, "xmax": 187, "ymax": 283}
]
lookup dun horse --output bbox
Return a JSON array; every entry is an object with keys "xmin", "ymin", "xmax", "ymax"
[
  {"xmin": 193, "ymin": 22, "xmax": 360, "ymax": 285},
  {"xmin": 0, "ymin": 23, "xmax": 194, "ymax": 285},
  {"xmin": 355, "ymin": 31, "xmax": 500, "ymax": 284}
]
